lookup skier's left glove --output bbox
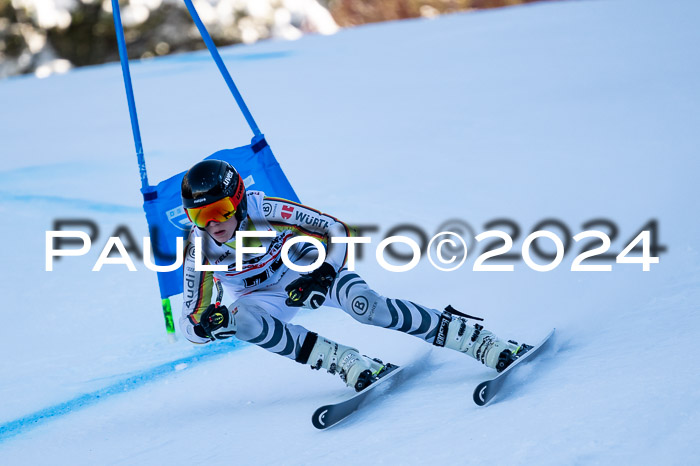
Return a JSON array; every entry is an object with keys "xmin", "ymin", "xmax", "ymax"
[
  {"xmin": 285, "ymin": 262, "xmax": 337, "ymax": 309},
  {"xmin": 193, "ymin": 304, "xmax": 237, "ymax": 341}
]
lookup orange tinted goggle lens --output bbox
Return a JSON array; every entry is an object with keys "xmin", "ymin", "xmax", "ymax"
[{"xmin": 186, "ymin": 197, "xmax": 236, "ymax": 228}]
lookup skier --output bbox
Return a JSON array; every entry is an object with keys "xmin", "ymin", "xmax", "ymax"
[{"xmin": 179, "ymin": 159, "xmax": 530, "ymax": 391}]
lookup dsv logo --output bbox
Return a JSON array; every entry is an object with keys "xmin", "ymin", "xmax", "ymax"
[{"xmin": 351, "ymin": 296, "xmax": 369, "ymax": 315}]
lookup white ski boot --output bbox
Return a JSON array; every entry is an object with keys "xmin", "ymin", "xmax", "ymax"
[
  {"xmin": 305, "ymin": 335, "xmax": 386, "ymax": 391},
  {"xmin": 436, "ymin": 306, "xmax": 531, "ymax": 372}
]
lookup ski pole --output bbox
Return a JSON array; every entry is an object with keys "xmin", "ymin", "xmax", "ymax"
[{"xmin": 214, "ymin": 277, "xmax": 223, "ymax": 308}]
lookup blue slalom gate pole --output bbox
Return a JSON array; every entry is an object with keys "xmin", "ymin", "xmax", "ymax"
[
  {"xmin": 112, "ymin": 0, "xmax": 175, "ymax": 336},
  {"xmin": 111, "ymin": 0, "xmax": 149, "ymax": 190},
  {"xmin": 182, "ymin": 0, "xmax": 262, "ymax": 137}
]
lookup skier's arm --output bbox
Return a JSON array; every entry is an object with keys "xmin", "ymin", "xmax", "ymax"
[
  {"xmin": 262, "ymin": 196, "xmax": 353, "ymax": 272},
  {"xmin": 179, "ymin": 233, "xmax": 215, "ymax": 344}
]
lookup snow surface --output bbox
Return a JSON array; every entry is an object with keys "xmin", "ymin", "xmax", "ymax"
[{"xmin": 1, "ymin": 0, "xmax": 700, "ymax": 464}]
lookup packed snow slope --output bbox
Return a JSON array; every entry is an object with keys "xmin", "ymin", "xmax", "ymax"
[{"xmin": 1, "ymin": 0, "xmax": 699, "ymax": 464}]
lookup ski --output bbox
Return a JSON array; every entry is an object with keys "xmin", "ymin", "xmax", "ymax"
[
  {"xmin": 473, "ymin": 328, "xmax": 556, "ymax": 406},
  {"xmin": 312, "ymin": 364, "xmax": 403, "ymax": 430}
]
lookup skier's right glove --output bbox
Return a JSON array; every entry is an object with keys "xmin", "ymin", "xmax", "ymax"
[{"xmin": 193, "ymin": 304, "xmax": 237, "ymax": 340}]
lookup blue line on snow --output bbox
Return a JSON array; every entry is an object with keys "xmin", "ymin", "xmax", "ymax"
[
  {"xmin": 0, "ymin": 340, "xmax": 243, "ymax": 443},
  {"xmin": 0, "ymin": 192, "xmax": 142, "ymax": 214},
  {"xmin": 155, "ymin": 50, "xmax": 292, "ymax": 65}
]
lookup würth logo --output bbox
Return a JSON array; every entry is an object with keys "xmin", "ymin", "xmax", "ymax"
[{"xmin": 281, "ymin": 205, "xmax": 294, "ymax": 220}]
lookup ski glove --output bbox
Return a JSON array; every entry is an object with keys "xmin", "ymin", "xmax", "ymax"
[
  {"xmin": 193, "ymin": 304, "xmax": 237, "ymax": 340},
  {"xmin": 285, "ymin": 262, "xmax": 337, "ymax": 309}
]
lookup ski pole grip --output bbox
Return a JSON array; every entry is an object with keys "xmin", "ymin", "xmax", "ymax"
[{"xmin": 214, "ymin": 277, "xmax": 223, "ymax": 308}]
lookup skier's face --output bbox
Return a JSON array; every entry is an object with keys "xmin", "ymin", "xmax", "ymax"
[{"xmin": 205, "ymin": 215, "xmax": 238, "ymax": 243}]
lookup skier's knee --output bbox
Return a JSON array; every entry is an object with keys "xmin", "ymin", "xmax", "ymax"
[
  {"xmin": 226, "ymin": 297, "xmax": 268, "ymax": 342},
  {"xmin": 344, "ymin": 287, "xmax": 382, "ymax": 324}
]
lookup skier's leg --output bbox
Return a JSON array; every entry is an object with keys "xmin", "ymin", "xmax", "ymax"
[
  {"xmin": 326, "ymin": 269, "xmax": 529, "ymax": 372},
  {"xmin": 230, "ymin": 295, "xmax": 385, "ymax": 391},
  {"xmin": 326, "ymin": 269, "xmax": 441, "ymax": 342},
  {"xmin": 230, "ymin": 295, "xmax": 310, "ymax": 361}
]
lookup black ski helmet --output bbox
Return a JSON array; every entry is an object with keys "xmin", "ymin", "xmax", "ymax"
[{"xmin": 181, "ymin": 159, "xmax": 247, "ymax": 226}]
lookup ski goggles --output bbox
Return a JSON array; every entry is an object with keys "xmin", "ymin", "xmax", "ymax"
[{"xmin": 185, "ymin": 196, "xmax": 239, "ymax": 229}]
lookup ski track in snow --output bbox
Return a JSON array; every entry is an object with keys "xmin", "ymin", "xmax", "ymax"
[{"xmin": 1, "ymin": 0, "xmax": 700, "ymax": 464}]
